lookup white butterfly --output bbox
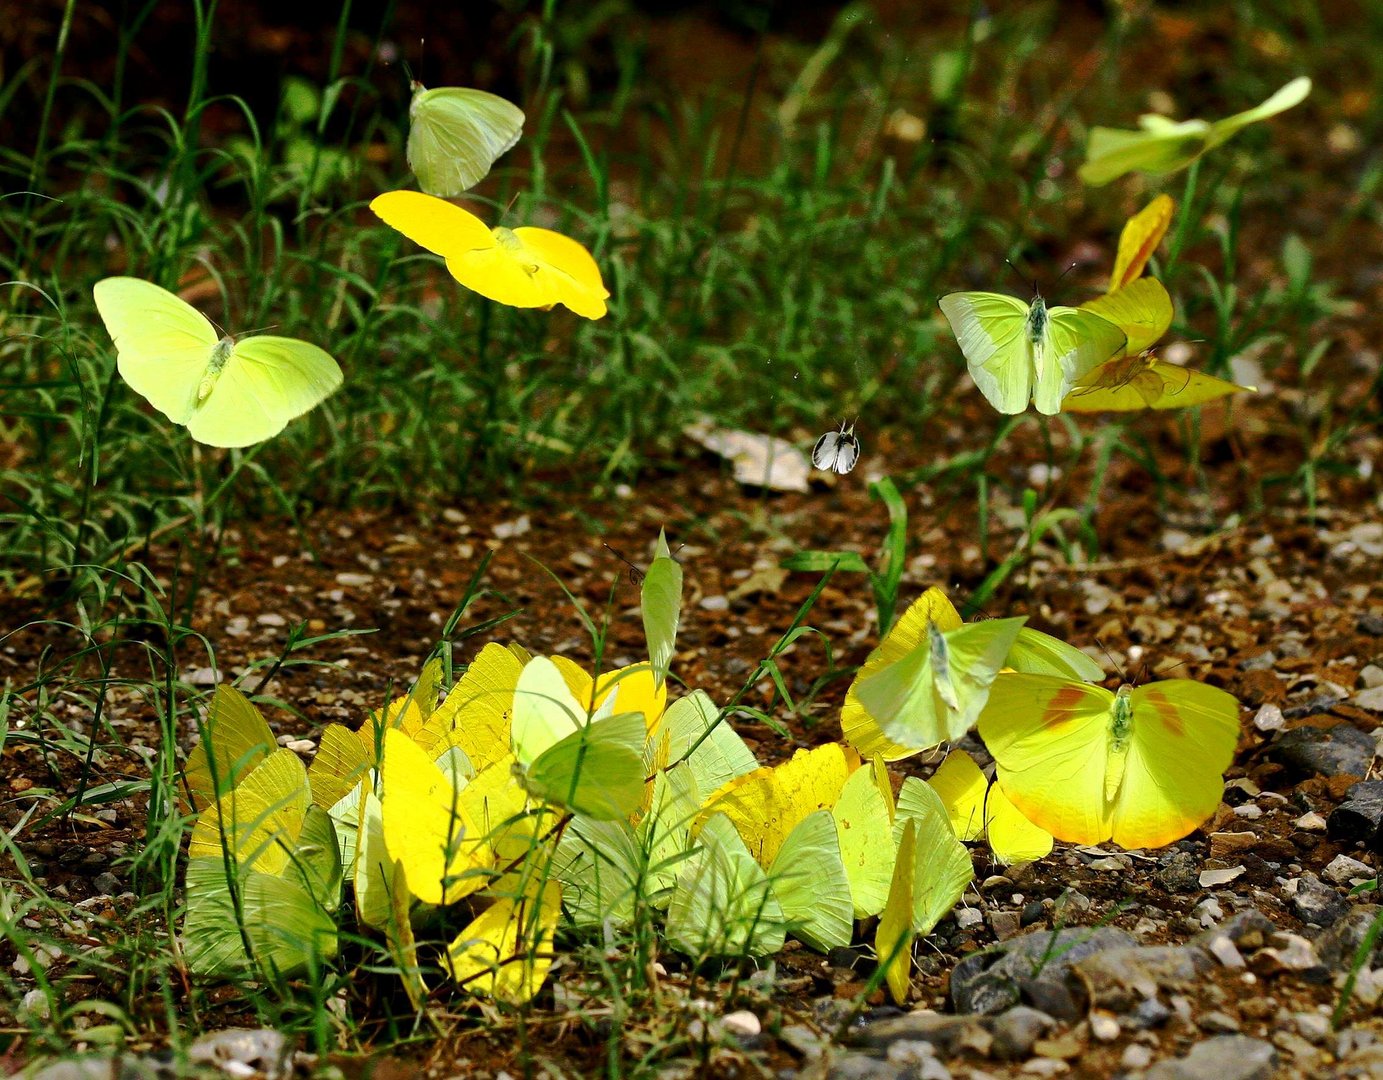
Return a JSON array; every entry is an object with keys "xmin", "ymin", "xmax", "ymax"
[{"xmin": 812, "ymin": 420, "xmax": 861, "ymax": 474}]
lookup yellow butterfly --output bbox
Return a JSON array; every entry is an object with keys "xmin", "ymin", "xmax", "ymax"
[
  {"xmin": 370, "ymin": 190, "xmax": 609, "ymax": 319},
  {"xmin": 978, "ymin": 673, "xmax": 1240, "ymax": 849},
  {"xmin": 1063, "ymin": 350, "xmax": 1255, "ymax": 413}
]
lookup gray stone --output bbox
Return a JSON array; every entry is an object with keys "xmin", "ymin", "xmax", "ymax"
[
  {"xmin": 1329, "ymin": 781, "xmax": 1383, "ymax": 849},
  {"xmin": 1323, "ymin": 854, "xmax": 1375, "ymax": 885},
  {"xmin": 31, "ymin": 1058, "xmax": 183, "ymax": 1080},
  {"xmin": 1270, "ymin": 723, "xmax": 1375, "ymax": 779},
  {"xmin": 822, "ymin": 1053, "xmax": 907, "ymax": 1080},
  {"xmin": 1195, "ymin": 907, "xmax": 1276, "ymax": 949},
  {"xmin": 850, "ymin": 1013, "xmax": 985, "ymax": 1057},
  {"xmin": 1313, "ymin": 904, "xmax": 1383, "ymax": 970},
  {"xmin": 1016, "ymin": 975, "xmax": 1083, "ymax": 1022},
  {"xmin": 1250, "ymin": 931, "xmax": 1329, "ymax": 982},
  {"xmin": 948, "ymin": 927, "xmax": 1136, "ymax": 1015},
  {"xmin": 988, "ymin": 1006, "xmax": 1056, "ymax": 1061},
  {"xmin": 1291, "ymin": 872, "xmax": 1348, "ymax": 927},
  {"xmin": 1072, "ymin": 945, "xmax": 1213, "ymax": 1013},
  {"xmin": 188, "ymin": 1028, "xmax": 290, "ymax": 1078},
  {"xmin": 1127, "ymin": 997, "xmax": 1174, "ymax": 1029},
  {"xmin": 1157, "ymin": 849, "xmax": 1200, "ymax": 892},
  {"xmin": 1146, "ymin": 1036, "xmax": 1278, "ymax": 1080},
  {"xmin": 92, "ymin": 871, "xmax": 121, "ymax": 896},
  {"xmin": 1358, "ymin": 613, "xmax": 1383, "ymax": 636},
  {"xmin": 1199, "ymin": 1010, "xmax": 1241, "ymax": 1033}
]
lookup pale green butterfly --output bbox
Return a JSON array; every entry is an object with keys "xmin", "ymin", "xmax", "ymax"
[
  {"xmin": 1080, "ymin": 76, "xmax": 1311, "ymax": 186},
  {"xmin": 854, "ymin": 614, "xmax": 1029, "ymax": 751},
  {"xmin": 93, "ymin": 277, "xmax": 342, "ymax": 449},
  {"xmin": 407, "ymin": 81, "xmax": 525, "ymax": 197},
  {"xmin": 510, "ymin": 655, "xmax": 646, "ymax": 820},
  {"xmin": 939, "ymin": 292, "xmax": 1127, "ymax": 416}
]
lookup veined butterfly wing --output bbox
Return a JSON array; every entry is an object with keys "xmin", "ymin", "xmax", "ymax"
[
  {"xmin": 1110, "ymin": 195, "xmax": 1174, "ymax": 292},
  {"xmin": 187, "ymin": 335, "xmax": 341, "ymax": 448},
  {"xmin": 93, "ymin": 277, "xmax": 219, "ymax": 425},
  {"xmin": 1078, "ymin": 278, "xmax": 1173, "ymax": 355},
  {"xmin": 1064, "ymin": 353, "xmax": 1255, "ymax": 412},
  {"xmin": 1109, "ymin": 680, "xmax": 1239, "ymax": 849},
  {"xmin": 407, "ymin": 83, "xmax": 524, "ymax": 196},
  {"xmin": 938, "ymin": 292, "xmax": 1033, "ymax": 415},
  {"xmin": 767, "ymin": 809, "xmax": 854, "ymax": 953},
  {"xmin": 1036, "ymin": 306, "xmax": 1127, "ymax": 415}
]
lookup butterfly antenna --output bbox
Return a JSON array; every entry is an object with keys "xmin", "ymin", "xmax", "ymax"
[
  {"xmin": 1051, "ymin": 261, "xmax": 1080, "ymax": 303},
  {"xmin": 1002, "ymin": 257, "xmax": 1029, "ymax": 293},
  {"xmin": 1154, "ymin": 657, "xmax": 1189, "ymax": 678},
  {"xmin": 1095, "ymin": 638, "xmax": 1127, "ymax": 684},
  {"xmin": 602, "ymin": 542, "xmax": 645, "ymax": 586}
]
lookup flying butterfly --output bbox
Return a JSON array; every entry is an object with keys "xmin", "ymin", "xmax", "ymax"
[
  {"xmin": 370, "ymin": 190, "xmax": 610, "ymax": 319},
  {"xmin": 93, "ymin": 277, "xmax": 342, "ymax": 448},
  {"xmin": 938, "ymin": 290, "xmax": 1126, "ymax": 416},
  {"xmin": 811, "ymin": 419, "xmax": 861, "ymax": 474},
  {"xmin": 407, "ymin": 81, "xmax": 525, "ymax": 196},
  {"xmin": 1080, "ymin": 77, "xmax": 1311, "ymax": 186}
]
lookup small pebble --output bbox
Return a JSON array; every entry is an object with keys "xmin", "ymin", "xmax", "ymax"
[
  {"xmin": 1294, "ymin": 811, "xmax": 1328, "ymax": 831},
  {"xmin": 1208, "ymin": 935, "xmax": 1246, "ymax": 969},
  {"xmin": 1199, "ymin": 1011, "xmax": 1241, "ymax": 1034},
  {"xmin": 955, "ymin": 907, "xmax": 983, "ymax": 930},
  {"xmin": 1322, "ymin": 853, "xmax": 1373, "ymax": 885},
  {"xmin": 1122, "ymin": 1044, "xmax": 1153, "ymax": 1069},
  {"xmin": 1090, "ymin": 1012, "xmax": 1120, "ymax": 1042},
  {"xmin": 720, "ymin": 1010, "xmax": 760, "ymax": 1039}
]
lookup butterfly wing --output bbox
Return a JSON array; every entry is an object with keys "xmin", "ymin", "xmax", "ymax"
[
  {"xmin": 811, "ymin": 430, "xmax": 841, "ymax": 470},
  {"xmin": 1006, "ymin": 627, "xmax": 1105, "ymax": 681},
  {"xmin": 939, "ymin": 292, "xmax": 1033, "ymax": 414},
  {"xmin": 524, "ymin": 710, "xmax": 646, "ymax": 820},
  {"xmin": 841, "ymin": 587, "xmax": 964, "ymax": 760},
  {"xmin": 768, "ymin": 810, "xmax": 854, "ymax": 952},
  {"xmin": 984, "ymin": 782, "xmax": 1054, "ymax": 865},
  {"xmin": 182, "ymin": 684, "xmax": 277, "ymax": 811},
  {"xmin": 1110, "ymin": 195, "xmax": 1174, "ymax": 291},
  {"xmin": 93, "ymin": 276, "xmax": 219, "ymax": 425},
  {"xmin": 185, "ymin": 335, "xmax": 341, "ymax": 448},
  {"xmin": 893, "ymin": 777, "xmax": 974, "ymax": 935},
  {"xmin": 926, "ymin": 750, "xmax": 989, "ymax": 842},
  {"xmin": 1110, "ymin": 681, "xmax": 1240, "ymax": 848},
  {"xmin": 511, "ymin": 226, "xmax": 610, "ymax": 319},
  {"xmin": 831, "ymin": 761, "xmax": 896, "ymax": 918},
  {"xmin": 1079, "ymin": 277, "xmax": 1173, "ymax": 354},
  {"xmin": 1037, "ymin": 307, "xmax": 1127, "ymax": 415},
  {"xmin": 978, "ymin": 673, "xmax": 1117, "ymax": 844},
  {"xmin": 875, "ymin": 817, "xmax": 917, "ymax": 1005},
  {"xmin": 1206, "ymin": 76, "xmax": 1311, "ymax": 151},
  {"xmin": 1079, "ymin": 121, "xmax": 1208, "ymax": 186},
  {"xmin": 407, "ymin": 85, "xmax": 525, "ymax": 196},
  {"xmin": 1065, "ymin": 355, "xmax": 1254, "ymax": 412}
]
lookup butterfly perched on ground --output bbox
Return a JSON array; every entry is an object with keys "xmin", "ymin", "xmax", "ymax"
[
  {"xmin": 407, "ymin": 82, "xmax": 525, "ymax": 196},
  {"xmin": 370, "ymin": 191, "xmax": 610, "ymax": 319},
  {"xmin": 938, "ymin": 290, "xmax": 1126, "ymax": 416},
  {"xmin": 977, "ymin": 672, "xmax": 1240, "ymax": 849},
  {"xmin": 1080, "ymin": 76, "xmax": 1311, "ymax": 186},
  {"xmin": 811, "ymin": 419, "xmax": 861, "ymax": 474},
  {"xmin": 93, "ymin": 277, "xmax": 342, "ymax": 448}
]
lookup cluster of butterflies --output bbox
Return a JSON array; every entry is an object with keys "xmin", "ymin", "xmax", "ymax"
[
  {"xmin": 93, "ymin": 80, "xmax": 608, "ymax": 449},
  {"xmin": 182, "ymin": 523, "xmax": 1240, "ymax": 1007},
  {"xmin": 811, "ymin": 75, "xmax": 1308, "ymax": 475}
]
